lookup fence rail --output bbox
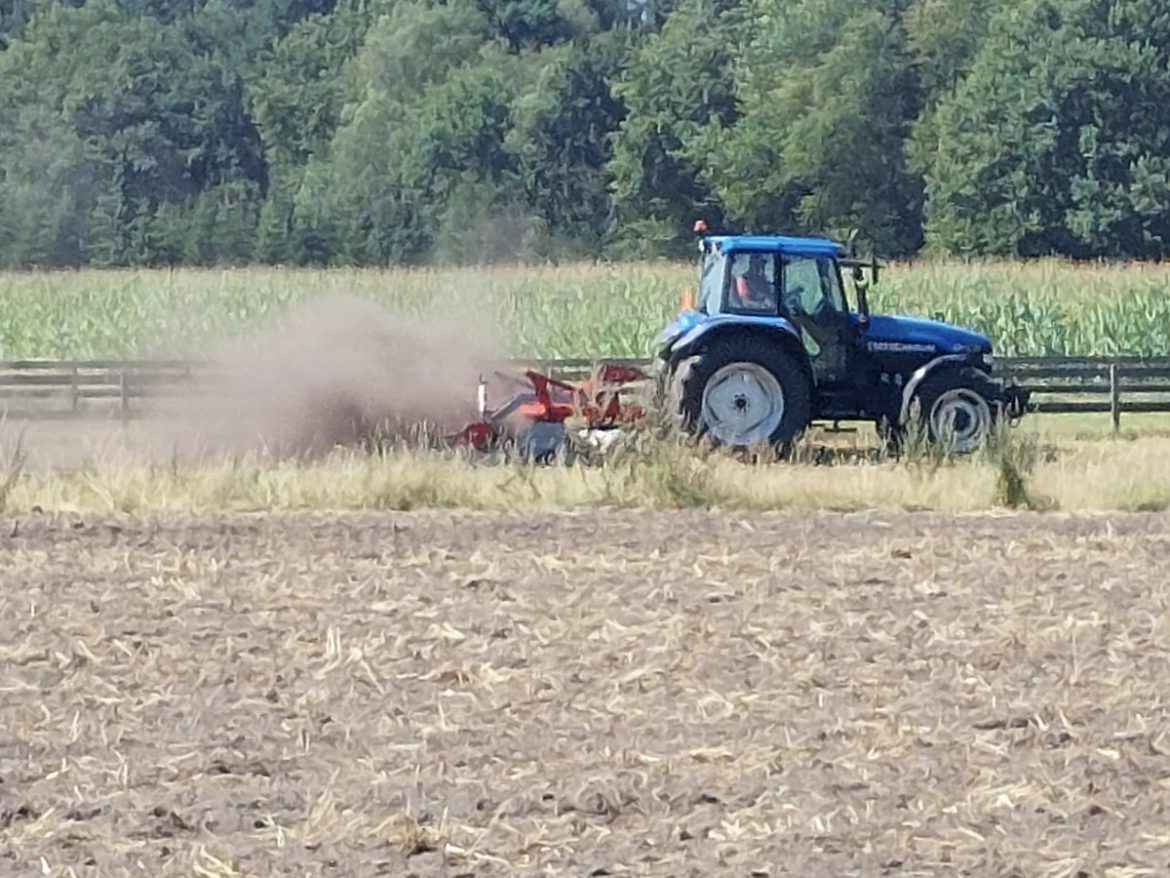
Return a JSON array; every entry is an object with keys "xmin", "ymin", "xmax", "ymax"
[{"xmin": 1, "ymin": 356, "xmax": 1169, "ymax": 430}]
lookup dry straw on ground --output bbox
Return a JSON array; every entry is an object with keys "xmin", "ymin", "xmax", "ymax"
[{"xmin": 1, "ymin": 508, "xmax": 1169, "ymax": 876}]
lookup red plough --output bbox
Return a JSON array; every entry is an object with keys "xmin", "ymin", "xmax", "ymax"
[{"xmin": 448, "ymin": 362, "xmax": 650, "ymax": 460}]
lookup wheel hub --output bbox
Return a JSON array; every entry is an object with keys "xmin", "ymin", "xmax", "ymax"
[{"xmin": 700, "ymin": 362, "xmax": 785, "ymax": 446}]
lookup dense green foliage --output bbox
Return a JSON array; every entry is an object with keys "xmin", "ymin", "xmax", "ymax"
[
  {"xmin": 1, "ymin": 260, "xmax": 1168, "ymax": 359},
  {"xmin": 1, "ymin": 0, "xmax": 1168, "ymax": 266}
]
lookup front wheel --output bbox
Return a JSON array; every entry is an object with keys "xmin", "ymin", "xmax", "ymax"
[{"xmin": 905, "ymin": 368, "xmax": 999, "ymax": 454}]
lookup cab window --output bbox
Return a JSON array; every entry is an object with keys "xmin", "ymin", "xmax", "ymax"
[
  {"xmin": 781, "ymin": 256, "xmax": 847, "ymax": 317},
  {"xmin": 697, "ymin": 251, "xmax": 725, "ymax": 314},
  {"xmin": 727, "ymin": 253, "xmax": 779, "ymax": 314}
]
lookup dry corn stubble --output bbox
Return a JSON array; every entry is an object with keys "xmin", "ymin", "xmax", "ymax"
[{"xmin": 1, "ymin": 509, "xmax": 1170, "ymax": 876}]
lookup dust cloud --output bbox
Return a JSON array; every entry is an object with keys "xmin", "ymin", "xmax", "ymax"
[{"xmin": 140, "ymin": 293, "xmax": 503, "ymax": 460}]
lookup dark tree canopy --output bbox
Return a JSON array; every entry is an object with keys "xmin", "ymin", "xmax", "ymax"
[
  {"xmin": 922, "ymin": 0, "xmax": 1170, "ymax": 258},
  {"xmin": 0, "ymin": 0, "xmax": 1166, "ymax": 266}
]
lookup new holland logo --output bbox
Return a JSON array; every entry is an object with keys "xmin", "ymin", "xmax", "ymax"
[{"xmin": 867, "ymin": 341, "xmax": 937, "ymax": 354}]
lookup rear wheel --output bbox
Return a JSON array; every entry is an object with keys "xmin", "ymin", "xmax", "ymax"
[{"xmin": 676, "ymin": 337, "xmax": 812, "ymax": 449}]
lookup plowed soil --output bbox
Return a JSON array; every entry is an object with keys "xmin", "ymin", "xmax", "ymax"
[{"xmin": 2, "ymin": 509, "xmax": 1170, "ymax": 877}]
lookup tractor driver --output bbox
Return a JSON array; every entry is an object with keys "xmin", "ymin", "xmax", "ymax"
[{"xmin": 734, "ymin": 254, "xmax": 777, "ymax": 312}]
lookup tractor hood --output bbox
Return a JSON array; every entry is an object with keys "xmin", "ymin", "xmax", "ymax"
[
  {"xmin": 861, "ymin": 313, "xmax": 991, "ymax": 355},
  {"xmin": 656, "ymin": 309, "xmax": 992, "ymax": 358}
]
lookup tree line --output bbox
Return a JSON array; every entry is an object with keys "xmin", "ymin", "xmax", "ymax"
[{"xmin": 1, "ymin": 0, "xmax": 1168, "ymax": 268}]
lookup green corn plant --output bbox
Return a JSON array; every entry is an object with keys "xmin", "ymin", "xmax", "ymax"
[{"xmin": 0, "ymin": 258, "xmax": 1168, "ymax": 360}]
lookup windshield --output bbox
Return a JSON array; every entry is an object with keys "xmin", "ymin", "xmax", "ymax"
[{"xmin": 697, "ymin": 250, "xmax": 725, "ymax": 314}]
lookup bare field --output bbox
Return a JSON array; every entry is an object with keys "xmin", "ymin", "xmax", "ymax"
[{"xmin": 3, "ymin": 508, "xmax": 1170, "ymax": 876}]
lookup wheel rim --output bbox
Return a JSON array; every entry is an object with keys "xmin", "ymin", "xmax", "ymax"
[
  {"xmin": 700, "ymin": 362, "xmax": 785, "ymax": 446},
  {"xmin": 928, "ymin": 388, "xmax": 992, "ymax": 452}
]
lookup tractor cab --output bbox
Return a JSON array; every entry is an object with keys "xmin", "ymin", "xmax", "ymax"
[
  {"xmin": 655, "ymin": 227, "xmax": 1029, "ymax": 452},
  {"xmin": 672, "ymin": 232, "xmax": 871, "ymax": 390}
]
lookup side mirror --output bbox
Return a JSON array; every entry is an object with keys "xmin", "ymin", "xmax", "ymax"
[{"xmin": 852, "ymin": 266, "xmax": 871, "ymax": 326}]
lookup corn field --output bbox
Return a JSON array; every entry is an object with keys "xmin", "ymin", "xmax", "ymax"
[{"xmin": 0, "ymin": 259, "xmax": 1168, "ymax": 359}]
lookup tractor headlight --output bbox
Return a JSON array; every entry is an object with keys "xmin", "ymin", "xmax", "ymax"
[{"xmin": 982, "ymin": 352, "xmax": 995, "ymax": 369}]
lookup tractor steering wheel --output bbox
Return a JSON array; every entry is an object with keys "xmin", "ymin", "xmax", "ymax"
[{"xmin": 783, "ymin": 284, "xmax": 806, "ymax": 315}]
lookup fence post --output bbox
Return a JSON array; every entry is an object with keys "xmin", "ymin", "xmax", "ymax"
[
  {"xmin": 119, "ymin": 368, "xmax": 129, "ymax": 427},
  {"xmin": 70, "ymin": 363, "xmax": 79, "ymax": 412},
  {"xmin": 1110, "ymin": 362, "xmax": 1121, "ymax": 434}
]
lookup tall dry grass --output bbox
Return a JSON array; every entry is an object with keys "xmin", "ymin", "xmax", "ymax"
[{"xmin": 2, "ymin": 429, "xmax": 1167, "ymax": 514}]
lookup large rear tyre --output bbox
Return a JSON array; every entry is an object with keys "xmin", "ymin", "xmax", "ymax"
[{"xmin": 676, "ymin": 337, "xmax": 812, "ymax": 450}]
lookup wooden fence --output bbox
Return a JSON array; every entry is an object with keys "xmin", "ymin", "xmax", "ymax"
[
  {"xmin": 994, "ymin": 356, "xmax": 1170, "ymax": 430},
  {"xmin": 0, "ymin": 356, "xmax": 1169, "ymax": 431},
  {"xmin": 0, "ymin": 360, "xmax": 197, "ymax": 425}
]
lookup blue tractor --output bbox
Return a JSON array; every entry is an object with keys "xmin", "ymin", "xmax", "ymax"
[{"xmin": 654, "ymin": 227, "xmax": 1030, "ymax": 452}]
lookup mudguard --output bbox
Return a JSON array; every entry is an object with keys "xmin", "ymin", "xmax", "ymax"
[
  {"xmin": 898, "ymin": 354, "xmax": 991, "ymax": 424},
  {"xmin": 660, "ymin": 313, "xmax": 804, "ymax": 362}
]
